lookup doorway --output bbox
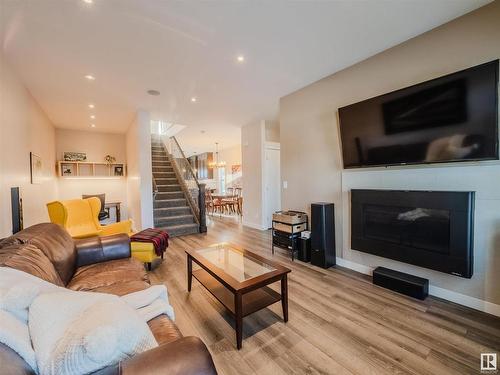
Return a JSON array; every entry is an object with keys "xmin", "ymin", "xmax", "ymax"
[{"xmin": 264, "ymin": 143, "xmax": 281, "ymax": 228}]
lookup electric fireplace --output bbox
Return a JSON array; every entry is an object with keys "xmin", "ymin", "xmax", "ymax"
[{"xmin": 351, "ymin": 190, "xmax": 474, "ymax": 278}]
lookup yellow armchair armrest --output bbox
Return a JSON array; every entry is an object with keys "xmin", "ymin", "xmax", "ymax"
[{"xmin": 99, "ymin": 220, "xmax": 133, "ymax": 236}]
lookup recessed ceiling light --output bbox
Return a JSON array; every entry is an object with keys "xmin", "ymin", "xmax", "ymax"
[
  {"xmin": 91, "ymin": 124, "xmax": 96, "ymax": 128},
  {"xmin": 147, "ymin": 89, "xmax": 161, "ymax": 96},
  {"xmin": 88, "ymin": 104, "xmax": 95, "ymax": 109},
  {"xmin": 85, "ymin": 74, "xmax": 95, "ymax": 81},
  {"xmin": 82, "ymin": 0, "xmax": 93, "ymax": 3},
  {"xmin": 90, "ymin": 115, "xmax": 95, "ymax": 119},
  {"xmin": 237, "ymin": 55, "xmax": 245, "ymax": 62},
  {"xmin": 191, "ymin": 97, "xmax": 197, "ymax": 102}
]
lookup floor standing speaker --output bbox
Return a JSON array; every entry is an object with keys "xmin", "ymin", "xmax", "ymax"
[
  {"xmin": 310, "ymin": 202, "xmax": 335, "ymax": 268},
  {"xmin": 11, "ymin": 187, "xmax": 23, "ymax": 234}
]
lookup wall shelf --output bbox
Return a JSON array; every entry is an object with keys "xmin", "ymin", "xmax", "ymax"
[{"xmin": 58, "ymin": 161, "xmax": 126, "ymax": 178}]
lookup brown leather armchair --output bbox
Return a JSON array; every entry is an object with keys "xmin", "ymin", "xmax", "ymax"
[{"xmin": 0, "ymin": 223, "xmax": 217, "ymax": 375}]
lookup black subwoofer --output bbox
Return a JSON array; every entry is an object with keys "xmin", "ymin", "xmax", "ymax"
[
  {"xmin": 373, "ymin": 267, "xmax": 429, "ymax": 300},
  {"xmin": 310, "ymin": 203, "xmax": 336, "ymax": 268}
]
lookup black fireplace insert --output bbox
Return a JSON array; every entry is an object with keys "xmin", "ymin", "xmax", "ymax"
[{"xmin": 351, "ymin": 190, "xmax": 474, "ymax": 278}]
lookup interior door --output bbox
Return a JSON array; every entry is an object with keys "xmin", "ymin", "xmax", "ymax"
[{"xmin": 264, "ymin": 146, "xmax": 281, "ymax": 229}]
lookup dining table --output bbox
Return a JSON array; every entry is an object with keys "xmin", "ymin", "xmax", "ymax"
[
  {"xmin": 211, "ymin": 193, "xmax": 233, "ymax": 200},
  {"xmin": 209, "ymin": 193, "xmax": 243, "ymax": 216}
]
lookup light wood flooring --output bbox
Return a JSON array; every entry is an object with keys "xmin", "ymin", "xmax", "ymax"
[{"xmin": 149, "ymin": 216, "xmax": 500, "ymax": 375}]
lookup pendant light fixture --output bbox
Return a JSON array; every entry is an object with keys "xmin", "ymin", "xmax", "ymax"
[{"xmin": 209, "ymin": 142, "xmax": 226, "ymax": 168}]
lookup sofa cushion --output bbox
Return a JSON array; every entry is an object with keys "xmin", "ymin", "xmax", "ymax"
[
  {"xmin": 10, "ymin": 223, "xmax": 76, "ymax": 285},
  {"xmin": 0, "ymin": 244, "xmax": 64, "ymax": 286},
  {"xmin": 68, "ymin": 258, "xmax": 149, "ymax": 292}
]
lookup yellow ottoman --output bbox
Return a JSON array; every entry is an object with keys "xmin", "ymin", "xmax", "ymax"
[{"xmin": 131, "ymin": 242, "xmax": 161, "ymax": 270}]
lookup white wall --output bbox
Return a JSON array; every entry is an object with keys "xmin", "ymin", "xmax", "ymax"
[
  {"xmin": 56, "ymin": 129, "xmax": 126, "ymax": 162},
  {"xmin": 55, "ymin": 129, "xmax": 128, "ymax": 220},
  {"xmin": 242, "ymin": 120, "xmax": 269, "ymax": 230},
  {"xmin": 265, "ymin": 121, "xmax": 280, "ymax": 142},
  {"xmin": 0, "ymin": 52, "xmax": 58, "ymax": 236},
  {"xmin": 126, "ymin": 110, "xmax": 153, "ymax": 230},
  {"xmin": 280, "ymin": 2, "xmax": 500, "ymax": 313},
  {"xmin": 242, "ymin": 120, "xmax": 282, "ymax": 230}
]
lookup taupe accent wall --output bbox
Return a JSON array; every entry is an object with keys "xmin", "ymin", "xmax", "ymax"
[{"xmin": 280, "ymin": 1, "xmax": 500, "ymax": 305}]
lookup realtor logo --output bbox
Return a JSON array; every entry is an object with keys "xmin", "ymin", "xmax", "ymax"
[{"xmin": 481, "ymin": 353, "xmax": 497, "ymax": 373}]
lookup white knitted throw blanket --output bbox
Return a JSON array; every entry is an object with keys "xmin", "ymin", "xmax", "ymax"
[{"xmin": 0, "ymin": 267, "xmax": 175, "ymax": 374}]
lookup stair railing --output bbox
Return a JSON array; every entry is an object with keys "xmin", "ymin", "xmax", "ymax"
[
  {"xmin": 166, "ymin": 136, "xmax": 207, "ymax": 233},
  {"xmin": 152, "ymin": 176, "xmax": 159, "ymax": 199}
]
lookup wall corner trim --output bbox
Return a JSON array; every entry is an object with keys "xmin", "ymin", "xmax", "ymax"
[{"xmin": 335, "ymin": 257, "xmax": 500, "ymax": 317}]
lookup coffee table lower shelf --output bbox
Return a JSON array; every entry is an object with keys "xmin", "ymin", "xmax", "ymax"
[{"xmin": 192, "ymin": 268, "xmax": 281, "ymax": 317}]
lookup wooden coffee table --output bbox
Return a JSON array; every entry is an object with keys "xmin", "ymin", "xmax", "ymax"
[{"xmin": 186, "ymin": 243, "xmax": 291, "ymax": 349}]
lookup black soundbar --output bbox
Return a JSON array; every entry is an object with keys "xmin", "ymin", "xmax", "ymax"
[{"xmin": 373, "ymin": 267, "xmax": 429, "ymax": 300}]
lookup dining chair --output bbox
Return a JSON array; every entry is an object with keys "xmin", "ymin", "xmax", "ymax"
[
  {"xmin": 234, "ymin": 188, "xmax": 243, "ymax": 215},
  {"xmin": 207, "ymin": 189, "xmax": 226, "ymax": 215},
  {"xmin": 223, "ymin": 187, "xmax": 240, "ymax": 214}
]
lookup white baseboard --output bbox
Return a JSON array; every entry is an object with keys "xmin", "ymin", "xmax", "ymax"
[
  {"xmin": 428, "ymin": 285, "xmax": 500, "ymax": 317},
  {"xmin": 242, "ymin": 220, "xmax": 268, "ymax": 231},
  {"xmin": 336, "ymin": 257, "xmax": 373, "ymax": 275},
  {"xmin": 335, "ymin": 257, "xmax": 500, "ymax": 317}
]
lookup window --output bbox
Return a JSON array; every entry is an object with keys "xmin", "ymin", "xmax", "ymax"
[{"xmin": 217, "ymin": 167, "xmax": 226, "ymax": 193}]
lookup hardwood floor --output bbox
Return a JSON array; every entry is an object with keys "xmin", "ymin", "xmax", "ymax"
[{"xmin": 150, "ymin": 216, "xmax": 500, "ymax": 375}]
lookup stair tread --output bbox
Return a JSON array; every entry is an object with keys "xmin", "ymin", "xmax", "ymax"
[
  {"xmin": 154, "ymin": 198, "xmax": 186, "ymax": 202},
  {"xmin": 154, "ymin": 214, "xmax": 194, "ymax": 220},
  {"xmin": 158, "ymin": 223, "xmax": 198, "ymax": 229},
  {"xmin": 154, "ymin": 206, "xmax": 190, "ymax": 210},
  {"xmin": 155, "ymin": 213, "xmax": 193, "ymax": 219}
]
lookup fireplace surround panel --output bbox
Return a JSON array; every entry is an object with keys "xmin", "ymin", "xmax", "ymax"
[{"xmin": 351, "ymin": 189, "xmax": 474, "ymax": 278}]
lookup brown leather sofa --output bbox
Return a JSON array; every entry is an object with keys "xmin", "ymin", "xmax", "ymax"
[{"xmin": 0, "ymin": 223, "xmax": 217, "ymax": 375}]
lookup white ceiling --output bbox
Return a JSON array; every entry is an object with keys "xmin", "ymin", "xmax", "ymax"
[{"xmin": 1, "ymin": 0, "xmax": 490, "ymax": 151}]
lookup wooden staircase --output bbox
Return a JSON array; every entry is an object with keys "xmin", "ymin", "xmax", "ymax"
[{"xmin": 151, "ymin": 139, "xmax": 199, "ymax": 237}]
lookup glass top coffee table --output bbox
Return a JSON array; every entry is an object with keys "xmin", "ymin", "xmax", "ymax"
[{"xmin": 186, "ymin": 243, "xmax": 291, "ymax": 349}]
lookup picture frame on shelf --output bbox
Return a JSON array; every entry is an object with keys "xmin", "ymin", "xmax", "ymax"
[
  {"xmin": 30, "ymin": 152, "xmax": 42, "ymax": 184},
  {"xmin": 114, "ymin": 165, "xmax": 124, "ymax": 176},
  {"xmin": 61, "ymin": 163, "xmax": 75, "ymax": 176},
  {"xmin": 64, "ymin": 151, "xmax": 87, "ymax": 161}
]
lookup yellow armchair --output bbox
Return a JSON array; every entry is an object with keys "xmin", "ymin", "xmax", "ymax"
[
  {"xmin": 46, "ymin": 198, "xmax": 133, "ymax": 239},
  {"xmin": 47, "ymin": 197, "xmax": 159, "ymax": 269}
]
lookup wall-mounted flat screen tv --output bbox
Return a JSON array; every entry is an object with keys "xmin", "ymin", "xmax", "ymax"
[{"xmin": 338, "ymin": 60, "xmax": 499, "ymax": 168}]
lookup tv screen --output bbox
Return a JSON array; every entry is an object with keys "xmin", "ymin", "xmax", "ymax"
[{"xmin": 338, "ymin": 60, "xmax": 499, "ymax": 168}]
